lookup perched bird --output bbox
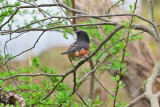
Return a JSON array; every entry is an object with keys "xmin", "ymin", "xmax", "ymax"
[{"xmin": 61, "ymin": 30, "xmax": 90, "ymax": 66}]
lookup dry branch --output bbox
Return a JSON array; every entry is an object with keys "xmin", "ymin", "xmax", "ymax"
[
  {"xmin": 0, "ymin": 73, "xmax": 64, "ymax": 81},
  {"xmin": 126, "ymin": 59, "xmax": 160, "ymax": 107}
]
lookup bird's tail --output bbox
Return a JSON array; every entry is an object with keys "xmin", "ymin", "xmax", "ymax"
[
  {"xmin": 61, "ymin": 52, "xmax": 69, "ymax": 55},
  {"xmin": 61, "ymin": 50, "xmax": 74, "ymax": 55}
]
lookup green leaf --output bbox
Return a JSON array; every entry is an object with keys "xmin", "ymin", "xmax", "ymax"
[
  {"xmin": 10, "ymin": 70, "xmax": 16, "ymax": 76},
  {"xmin": 73, "ymin": 102, "xmax": 79, "ymax": 107},
  {"xmin": 119, "ymin": 81, "xmax": 122, "ymax": 85},
  {"xmin": 32, "ymin": 57, "xmax": 42, "ymax": 67},
  {"xmin": 15, "ymin": 2, "xmax": 21, "ymax": 6},
  {"xmin": 115, "ymin": 75, "xmax": 119, "ymax": 81},
  {"xmin": 0, "ymin": 80, "xmax": 3, "ymax": 85},
  {"xmin": 129, "ymin": 5, "xmax": 132, "ymax": 10}
]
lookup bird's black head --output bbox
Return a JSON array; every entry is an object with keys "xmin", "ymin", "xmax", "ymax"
[{"xmin": 75, "ymin": 30, "xmax": 89, "ymax": 43}]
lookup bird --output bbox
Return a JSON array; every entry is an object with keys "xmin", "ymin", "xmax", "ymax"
[{"xmin": 61, "ymin": 30, "xmax": 90, "ymax": 66}]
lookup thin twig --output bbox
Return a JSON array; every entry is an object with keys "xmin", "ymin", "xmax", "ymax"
[
  {"xmin": 113, "ymin": 0, "xmax": 138, "ymax": 106},
  {"xmin": 76, "ymin": 91, "xmax": 89, "ymax": 107},
  {"xmin": 96, "ymin": 31, "xmax": 144, "ymax": 66},
  {"xmin": 126, "ymin": 93, "xmax": 146, "ymax": 107},
  {"xmin": 106, "ymin": 0, "xmax": 122, "ymax": 14},
  {"xmin": 70, "ymin": 71, "xmax": 77, "ymax": 96},
  {"xmin": 150, "ymin": 0, "xmax": 155, "ymax": 23},
  {"xmin": 93, "ymin": 74, "xmax": 120, "ymax": 103},
  {"xmin": 4, "ymin": 31, "xmax": 45, "ymax": 64},
  {"xmin": 0, "ymin": 73, "xmax": 64, "ymax": 81}
]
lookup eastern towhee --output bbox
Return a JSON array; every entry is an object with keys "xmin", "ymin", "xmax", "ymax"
[{"xmin": 61, "ymin": 30, "xmax": 90, "ymax": 66}]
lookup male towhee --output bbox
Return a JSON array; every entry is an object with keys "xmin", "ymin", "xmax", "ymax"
[{"xmin": 61, "ymin": 30, "xmax": 90, "ymax": 66}]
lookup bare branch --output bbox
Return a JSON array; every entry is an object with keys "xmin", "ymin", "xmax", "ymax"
[
  {"xmin": 150, "ymin": 0, "xmax": 155, "ymax": 23},
  {"xmin": 76, "ymin": 91, "xmax": 89, "ymax": 107},
  {"xmin": 127, "ymin": 59, "xmax": 160, "ymax": 107},
  {"xmin": 145, "ymin": 59, "xmax": 160, "ymax": 107},
  {"xmin": 106, "ymin": 0, "xmax": 122, "ymax": 14},
  {"xmin": 10, "ymin": 13, "xmax": 158, "ymax": 31},
  {"xmin": 0, "ymin": 73, "xmax": 64, "ymax": 81},
  {"xmin": 96, "ymin": 31, "xmax": 144, "ymax": 65},
  {"xmin": 126, "ymin": 93, "xmax": 146, "ymax": 107},
  {"xmin": 0, "ymin": 22, "xmax": 156, "ymax": 42},
  {"xmin": 147, "ymin": 0, "xmax": 151, "ymax": 21},
  {"xmin": 93, "ymin": 74, "xmax": 120, "ymax": 103},
  {"xmin": 156, "ymin": 91, "xmax": 160, "ymax": 98},
  {"xmin": 19, "ymin": 0, "xmax": 55, "ymax": 23},
  {"xmin": 70, "ymin": 71, "xmax": 77, "ymax": 96},
  {"xmin": 4, "ymin": 31, "xmax": 45, "ymax": 64}
]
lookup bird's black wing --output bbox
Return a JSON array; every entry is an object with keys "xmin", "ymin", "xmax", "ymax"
[{"xmin": 61, "ymin": 41, "xmax": 89, "ymax": 55}]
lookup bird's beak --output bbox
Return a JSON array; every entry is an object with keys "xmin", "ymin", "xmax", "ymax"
[{"xmin": 75, "ymin": 31, "xmax": 78, "ymax": 34}]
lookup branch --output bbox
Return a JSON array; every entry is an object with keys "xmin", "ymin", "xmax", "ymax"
[
  {"xmin": 19, "ymin": 0, "xmax": 55, "ymax": 23},
  {"xmin": 0, "ymin": 73, "xmax": 64, "ymax": 81},
  {"xmin": 126, "ymin": 59, "xmax": 160, "ymax": 107},
  {"xmin": 70, "ymin": 71, "xmax": 77, "ymax": 96},
  {"xmin": 156, "ymin": 91, "xmax": 160, "ymax": 98},
  {"xmin": 8, "ymin": 13, "xmax": 157, "ymax": 33},
  {"xmin": 0, "ymin": 1, "xmax": 159, "ymax": 40},
  {"xmin": 106, "ymin": 0, "xmax": 122, "ymax": 14},
  {"xmin": 147, "ymin": 0, "xmax": 159, "ymax": 41},
  {"xmin": 93, "ymin": 74, "xmax": 120, "ymax": 103},
  {"xmin": 149, "ymin": 0, "xmax": 155, "ymax": 23},
  {"xmin": 113, "ymin": 1, "xmax": 138, "ymax": 106},
  {"xmin": 96, "ymin": 31, "xmax": 144, "ymax": 65},
  {"xmin": 77, "ymin": 54, "xmax": 109, "ymax": 84},
  {"xmin": 126, "ymin": 93, "xmax": 146, "ymax": 107},
  {"xmin": 4, "ymin": 31, "xmax": 45, "ymax": 64},
  {"xmin": 71, "ymin": 0, "xmax": 78, "ymax": 31},
  {"xmin": 145, "ymin": 59, "xmax": 160, "ymax": 107},
  {"xmin": 0, "ymin": 7, "xmax": 19, "ymax": 30},
  {"xmin": 76, "ymin": 91, "xmax": 89, "ymax": 107},
  {"xmin": 0, "ymin": 22, "xmax": 156, "ymax": 41}
]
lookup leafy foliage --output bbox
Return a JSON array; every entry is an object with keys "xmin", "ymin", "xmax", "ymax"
[{"xmin": 0, "ymin": 57, "xmax": 72, "ymax": 106}]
